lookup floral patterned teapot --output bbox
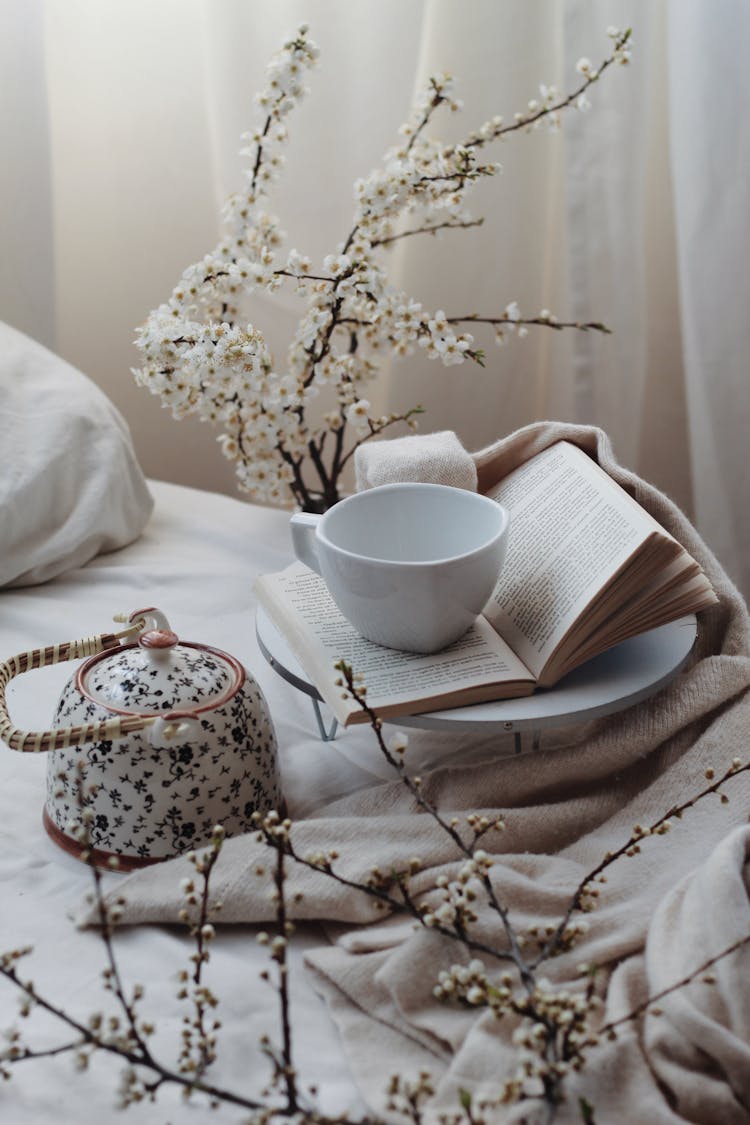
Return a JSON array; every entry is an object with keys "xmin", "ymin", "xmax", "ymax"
[{"xmin": 0, "ymin": 608, "xmax": 281, "ymax": 869}]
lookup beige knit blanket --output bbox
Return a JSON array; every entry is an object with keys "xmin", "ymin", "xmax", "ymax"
[{"xmin": 82, "ymin": 422, "xmax": 750, "ymax": 1124}]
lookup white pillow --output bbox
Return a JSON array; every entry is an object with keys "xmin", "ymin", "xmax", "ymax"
[{"xmin": 0, "ymin": 322, "xmax": 153, "ymax": 587}]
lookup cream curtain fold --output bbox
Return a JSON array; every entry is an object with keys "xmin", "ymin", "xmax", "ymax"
[
  {"xmin": 0, "ymin": 0, "xmax": 55, "ymax": 350},
  {"xmin": 667, "ymin": 0, "xmax": 750, "ymax": 604},
  {"xmin": 381, "ymin": 2, "xmax": 693, "ymax": 508},
  {"xmin": 0, "ymin": 0, "xmax": 747, "ymax": 597}
]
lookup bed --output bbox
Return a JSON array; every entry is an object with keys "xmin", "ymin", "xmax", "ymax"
[
  {"xmin": 0, "ymin": 475, "xmax": 394, "ymax": 1122},
  {"xmin": 3, "ymin": 323, "xmax": 750, "ymax": 1123},
  {"xmin": 0, "ymin": 321, "xmax": 383, "ymax": 1120}
]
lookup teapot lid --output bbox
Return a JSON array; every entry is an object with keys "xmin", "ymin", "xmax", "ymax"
[{"xmin": 77, "ymin": 609, "xmax": 244, "ymax": 717}]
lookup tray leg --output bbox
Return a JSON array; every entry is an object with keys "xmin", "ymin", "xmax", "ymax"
[
  {"xmin": 513, "ymin": 730, "xmax": 542, "ymax": 755},
  {"xmin": 311, "ymin": 696, "xmax": 339, "ymax": 742}
]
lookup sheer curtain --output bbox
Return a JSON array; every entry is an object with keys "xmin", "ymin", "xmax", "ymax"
[
  {"xmin": 1, "ymin": 0, "xmax": 748, "ymax": 598},
  {"xmin": 0, "ymin": 0, "xmax": 55, "ymax": 350},
  {"xmin": 667, "ymin": 0, "xmax": 750, "ymax": 608}
]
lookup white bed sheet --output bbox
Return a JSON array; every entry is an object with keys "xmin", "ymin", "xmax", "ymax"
[
  {"xmin": 0, "ymin": 479, "xmax": 528, "ymax": 1122},
  {"xmin": 0, "ymin": 480, "xmax": 398, "ymax": 1124}
]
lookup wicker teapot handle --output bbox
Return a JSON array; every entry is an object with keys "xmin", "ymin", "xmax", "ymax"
[{"xmin": 0, "ymin": 613, "xmax": 155, "ymax": 753}]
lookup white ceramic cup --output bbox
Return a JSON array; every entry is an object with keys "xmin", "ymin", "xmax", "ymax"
[{"xmin": 290, "ymin": 482, "xmax": 510, "ymax": 653}]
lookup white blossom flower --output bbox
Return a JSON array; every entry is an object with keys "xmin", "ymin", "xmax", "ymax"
[
  {"xmin": 434, "ymin": 333, "xmax": 470, "ymax": 366},
  {"xmin": 345, "ymin": 399, "xmax": 371, "ymax": 435},
  {"xmin": 322, "ymin": 253, "xmax": 352, "ymax": 277},
  {"xmin": 388, "ymin": 731, "xmax": 409, "ymax": 754},
  {"xmin": 133, "ymin": 24, "xmax": 622, "ymax": 509},
  {"xmin": 217, "ymin": 434, "xmax": 240, "ymax": 460}
]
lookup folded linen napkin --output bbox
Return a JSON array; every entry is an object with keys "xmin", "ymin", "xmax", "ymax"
[
  {"xmin": 354, "ymin": 429, "xmax": 477, "ymax": 492},
  {"xmin": 80, "ymin": 421, "xmax": 750, "ymax": 1123}
]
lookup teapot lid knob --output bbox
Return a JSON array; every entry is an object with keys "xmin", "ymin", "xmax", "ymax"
[{"xmin": 139, "ymin": 629, "xmax": 179, "ymax": 650}]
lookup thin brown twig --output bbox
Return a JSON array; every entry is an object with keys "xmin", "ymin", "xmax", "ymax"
[
  {"xmin": 600, "ymin": 931, "xmax": 750, "ymax": 1035},
  {"xmin": 274, "ymin": 845, "xmax": 299, "ymax": 1111},
  {"xmin": 259, "ymin": 829, "xmax": 515, "ymax": 965},
  {"xmin": 79, "ymin": 790, "xmax": 158, "ymax": 1074},
  {"xmin": 334, "ymin": 664, "xmax": 532, "ymax": 974},
  {"xmin": 446, "ymin": 314, "xmax": 612, "ymax": 335},
  {"xmin": 182, "ymin": 844, "xmax": 222, "ymax": 1081},
  {"xmin": 533, "ymin": 760, "xmax": 750, "ymax": 968},
  {"xmin": 0, "ymin": 961, "xmax": 268, "ymax": 1113},
  {"xmin": 275, "ymin": 269, "xmax": 336, "ymax": 284},
  {"xmin": 335, "ymin": 408, "xmax": 424, "ymax": 475},
  {"xmin": 403, "ymin": 78, "xmax": 449, "ymax": 155},
  {"xmin": 1, "ymin": 1039, "xmax": 85, "ymax": 1065},
  {"xmin": 463, "ymin": 31, "xmax": 632, "ymax": 150},
  {"xmin": 373, "ymin": 218, "xmax": 485, "ymax": 248}
]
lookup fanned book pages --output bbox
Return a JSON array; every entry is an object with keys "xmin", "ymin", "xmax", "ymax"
[{"xmin": 255, "ymin": 441, "xmax": 717, "ymax": 727}]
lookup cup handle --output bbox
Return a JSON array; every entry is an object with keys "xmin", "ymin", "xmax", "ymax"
[{"xmin": 290, "ymin": 513, "xmax": 322, "ymax": 575}]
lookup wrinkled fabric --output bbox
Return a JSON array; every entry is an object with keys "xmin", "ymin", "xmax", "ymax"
[
  {"xmin": 0, "ymin": 321, "xmax": 152, "ymax": 587},
  {"xmin": 81, "ymin": 423, "xmax": 750, "ymax": 1123}
]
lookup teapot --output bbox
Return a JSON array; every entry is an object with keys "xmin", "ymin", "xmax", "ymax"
[{"xmin": 0, "ymin": 608, "xmax": 281, "ymax": 869}]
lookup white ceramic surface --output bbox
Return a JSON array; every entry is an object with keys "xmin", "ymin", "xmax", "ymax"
[
  {"xmin": 290, "ymin": 483, "xmax": 510, "ymax": 653},
  {"xmin": 43, "ymin": 608, "xmax": 281, "ymax": 866}
]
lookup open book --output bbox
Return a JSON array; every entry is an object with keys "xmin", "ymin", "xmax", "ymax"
[{"xmin": 255, "ymin": 441, "xmax": 717, "ymax": 727}]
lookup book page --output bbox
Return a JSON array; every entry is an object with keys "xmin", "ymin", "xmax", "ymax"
[
  {"xmin": 484, "ymin": 442, "xmax": 654, "ymax": 679},
  {"xmin": 256, "ymin": 564, "xmax": 535, "ymax": 725}
]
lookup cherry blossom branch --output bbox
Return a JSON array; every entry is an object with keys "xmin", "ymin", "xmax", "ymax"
[
  {"xmin": 249, "ymin": 111, "xmax": 275, "ymax": 195},
  {"xmin": 175, "ymin": 831, "xmax": 225, "ymax": 1082},
  {"xmin": 253, "ymin": 815, "xmax": 516, "ymax": 967},
  {"xmin": 275, "ymin": 443, "xmax": 311, "ymax": 509},
  {"xmin": 252, "ymin": 829, "xmax": 313, "ymax": 1114},
  {"xmin": 373, "ymin": 218, "xmax": 485, "ymax": 248},
  {"xmin": 1, "ymin": 1039, "xmax": 85, "ymax": 1066},
  {"xmin": 331, "ymin": 663, "xmax": 533, "ymax": 976},
  {"xmin": 72, "ymin": 773, "xmax": 160, "ymax": 1076},
  {"xmin": 274, "ymin": 846, "xmax": 299, "ymax": 1111},
  {"xmin": 599, "ymin": 932, "xmax": 750, "ymax": 1036},
  {"xmin": 447, "ymin": 313, "xmax": 612, "ymax": 335},
  {"xmin": 3, "ymin": 701, "xmax": 747, "ymax": 1122},
  {"xmin": 281, "ymin": 28, "xmax": 626, "ymax": 486},
  {"xmin": 532, "ymin": 758, "xmax": 750, "ymax": 968},
  {"xmin": 0, "ymin": 838, "xmax": 378, "ymax": 1123},
  {"xmin": 275, "ymin": 269, "xmax": 336, "ymax": 284},
  {"xmin": 321, "ymin": 666, "xmax": 750, "ymax": 1121},
  {"xmin": 464, "ymin": 29, "xmax": 632, "ymax": 150},
  {"xmin": 134, "ymin": 26, "xmax": 631, "ymax": 512},
  {"xmin": 305, "ymin": 437, "xmax": 337, "ymax": 509},
  {"xmin": 335, "ymin": 408, "xmax": 425, "ymax": 476},
  {"xmin": 402, "ymin": 76, "xmax": 455, "ymax": 155},
  {"xmin": 0, "ymin": 953, "xmax": 273, "ymax": 1113}
]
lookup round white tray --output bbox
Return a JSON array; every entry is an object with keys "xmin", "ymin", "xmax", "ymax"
[{"xmin": 256, "ymin": 609, "xmax": 697, "ymax": 735}]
